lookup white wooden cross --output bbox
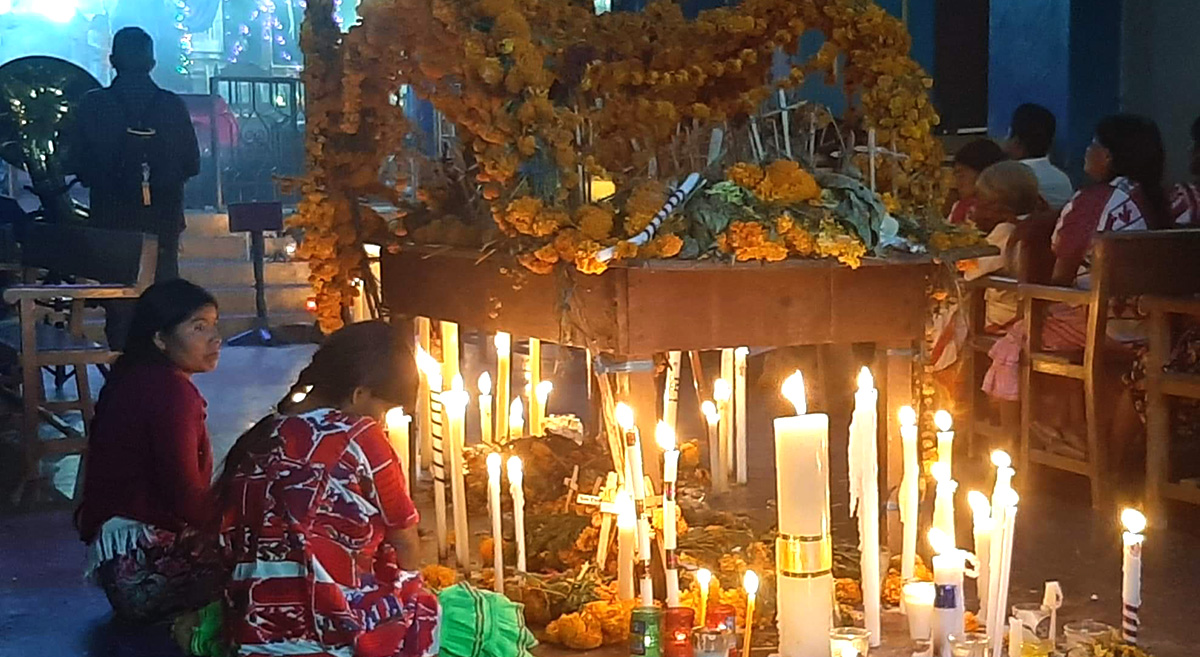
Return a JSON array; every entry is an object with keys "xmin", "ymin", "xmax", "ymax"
[{"xmin": 562, "ymin": 465, "xmax": 581, "ymax": 513}]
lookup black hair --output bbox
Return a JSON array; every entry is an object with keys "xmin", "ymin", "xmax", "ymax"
[
  {"xmin": 114, "ymin": 279, "xmax": 218, "ymax": 372},
  {"xmin": 1094, "ymin": 113, "xmax": 1170, "ymax": 229},
  {"xmin": 953, "ymin": 138, "xmax": 1007, "ymax": 174},
  {"xmin": 1010, "ymin": 103, "xmax": 1057, "ymax": 158},
  {"xmin": 215, "ymin": 320, "xmax": 417, "ymax": 515},
  {"xmin": 111, "ymin": 27, "xmax": 155, "ymax": 74},
  {"xmin": 1190, "ymin": 114, "xmax": 1200, "ymax": 178}
]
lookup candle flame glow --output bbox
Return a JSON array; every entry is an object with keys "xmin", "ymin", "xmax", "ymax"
[
  {"xmin": 487, "ymin": 452, "xmax": 501, "ymax": 477},
  {"xmin": 452, "ymin": 374, "xmax": 464, "ymax": 392},
  {"xmin": 931, "ymin": 461, "xmax": 951, "ymax": 483},
  {"xmin": 478, "ymin": 372, "xmax": 492, "ymax": 397},
  {"xmin": 781, "ymin": 370, "xmax": 807, "ymax": 415},
  {"xmin": 899, "ymin": 405, "xmax": 917, "ymax": 427},
  {"xmin": 968, "ymin": 490, "xmax": 990, "ymax": 518},
  {"xmin": 290, "ymin": 390, "xmax": 307, "ymax": 404},
  {"xmin": 655, "ymin": 421, "xmax": 676, "ymax": 451},
  {"xmin": 385, "ymin": 407, "xmax": 409, "ymax": 430},
  {"xmin": 934, "ymin": 409, "xmax": 953, "ymax": 432},
  {"xmin": 1121, "ymin": 508, "xmax": 1146, "ymax": 534},
  {"xmin": 735, "ymin": 346, "xmax": 749, "ymax": 358},
  {"xmin": 615, "ymin": 489, "xmax": 635, "ymax": 528},
  {"xmin": 991, "ymin": 449, "xmax": 1012, "ymax": 468},
  {"xmin": 494, "ymin": 332, "xmax": 511, "ymax": 356},
  {"xmin": 615, "ymin": 402, "xmax": 635, "ymax": 431},
  {"xmin": 928, "ymin": 527, "xmax": 954, "ymax": 555},
  {"xmin": 509, "ymin": 398, "xmax": 524, "ymax": 427},
  {"xmin": 507, "ymin": 455, "xmax": 523, "ymax": 484},
  {"xmin": 857, "ymin": 366, "xmax": 874, "ymax": 391},
  {"xmin": 701, "ymin": 400, "xmax": 719, "ymax": 424},
  {"xmin": 416, "ymin": 347, "xmax": 441, "ymax": 384},
  {"xmin": 713, "ymin": 378, "xmax": 732, "ymax": 403},
  {"xmin": 696, "ymin": 568, "xmax": 712, "ymax": 592},
  {"xmin": 535, "ymin": 380, "xmax": 553, "ymax": 403},
  {"xmin": 743, "ymin": 569, "xmax": 759, "ymax": 597}
]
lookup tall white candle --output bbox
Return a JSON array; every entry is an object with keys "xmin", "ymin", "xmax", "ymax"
[
  {"xmin": 1120, "ymin": 508, "xmax": 1145, "ymax": 644},
  {"xmin": 848, "ymin": 367, "xmax": 880, "ymax": 646},
  {"xmin": 494, "ymin": 333, "xmax": 511, "ymax": 443},
  {"xmin": 508, "ymin": 456, "xmax": 527, "ymax": 573},
  {"xmin": 720, "ymin": 349, "xmax": 735, "ymax": 480},
  {"xmin": 713, "ymin": 378, "xmax": 732, "ymax": 493},
  {"xmin": 929, "ymin": 528, "xmax": 967, "ymax": 657},
  {"xmin": 535, "ymin": 380, "xmax": 553, "ymax": 436},
  {"xmin": 931, "ymin": 462, "xmax": 957, "ymax": 543},
  {"xmin": 744, "ymin": 569, "xmax": 760, "ymax": 653},
  {"xmin": 657, "ymin": 421, "xmax": 681, "ymax": 607},
  {"xmin": 934, "ymin": 410, "xmax": 954, "ymax": 472},
  {"xmin": 986, "ymin": 451, "xmax": 1015, "ymax": 642},
  {"xmin": 527, "ymin": 338, "xmax": 542, "ymax": 436},
  {"xmin": 616, "ymin": 402, "xmax": 653, "ymax": 606},
  {"xmin": 663, "ymin": 350, "xmax": 682, "ymax": 433},
  {"xmin": 989, "ymin": 489, "xmax": 1019, "ymax": 657},
  {"xmin": 478, "ymin": 373, "xmax": 493, "ymax": 447},
  {"xmin": 899, "ymin": 406, "xmax": 920, "ymax": 594},
  {"xmin": 734, "ymin": 347, "xmax": 749, "ymax": 485},
  {"xmin": 443, "ymin": 375, "xmax": 471, "ymax": 571},
  {"xmin": 509, "ymin": 397, "xmax": 524, "ymax": 440},
  {"xmin": 774, "ymin": 371, "xmax": 834, "ymax": 657},
  {"xmin": 616, "ymin": 489, "xmax": 635, "ymax": 601},
  {"xmin": 416, "ymin": 318, "xmax": 432, "ymax": 470},
  {"xmin": 486, "ymin": 453, "xmax": 505, "ymax": 593},
  {"xmin": 384, "ymin": 407, "xmax": 412, "ymax": 483},
  {"xmin": 968, "ymin": 491, "xmax": 993, "ymax": 620},
  {"xmin": 416, "ymin": 348, "xmax": 448, "ymax": 560},
  {"xmin": 701, "ymin": 400, "xmax": 723, "ymax": 493}
]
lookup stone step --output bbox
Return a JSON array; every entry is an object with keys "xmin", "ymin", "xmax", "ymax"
[
  {"xmin": 179, "ymin": 259, "xmax": 311, "ymax": 287},
  {"xmin": 207, "ymin": 284, "xmax": 313, "ymax": 316},
  {"xmin": 178, "ymin": 234, "xmax": 297, "ymax": 261}
]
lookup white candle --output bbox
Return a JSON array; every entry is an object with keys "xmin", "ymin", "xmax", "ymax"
[
  {"xmin": 743, "ymin": 569, "xmax": 760, "ymax": 653},
  {"xmin": 384, "ymin": 407, "xmax": 412, "ymax": 483},
  {"xmin": 416, "ymin": 348, "xmax": 449, "ymax": 560},
  {"xmin": 478, "ymin": 373, "xmax": 493, "ymax": 447},
  {"xmin": 734, "ymin": 347, "xmax": 749, "ymax": 485},
  {"xmin": 713, "ymin": 378, "xmax": 732, "ymax": 493},
  {"xmin": 720, "ymin": 349, "xmax": 735, "ymax": 481},
  {"xmin": 986, "ymin": 451, "xmax": 1015, "ymax": 642},
  {"xmin": 486, "ymin": 453, "xmax": 505, "ymax": 593},
  {"xmin": 416, "ymin": 318, "xmax": 432, "ymax": 471},
  {"xmin": 989, "ymin": 489, "xmax": 1019, "ymax": 657},
  {"xmin": 527, "ymin": 338, "xmax": 542, "ymax": 435},
  {"xmin": 934, "ymin": 410, "xmax": 954, "ymax": 472},
  {"xmin": 508, "ymin": 456, "xmax": 527, "ymax": 573},
  {"xmin": 929, "ymin": 528, "xmax": 966, "ymax": 657},
  {"xmin": 494, "ymin": 333, "xmax": 511, "ymax": 443},
  {"xmin": 968, "ymin": 491, "xmax": 993, "ymax": 620},
  {"xmin": 696, "ymin": 567, "xmax": 712, "ymax": 628},
  {"xmin": 616, "ymin": 489, "xmax": 635, "ymax": 601},
  {"xmin": 1043, "ymin": 581, "xmax": 1063, "ymax": 646},
  {"xmin": 903, "ymin": 581, "xmax": 935, "ymax": 641},
  {"xmin": 663, "ymin": 350, "xmax": 682, "ymax": 433},
  {"xmin": 509, "ymin": 397, "xmax": 524, "ymax": 439},
  {"xmin": 701, "ymin": 400, "xmax": 722, "ymax": 493},
  {"xmin": 899, "ymin": 406, "xmax": 920, "ymax": 594},
  {"xmin": 931, "ymin": 462, "xmax": 957, "ymax": 543},
  {"xmin": 443, "ymin": 374, "xmax": 471, "ymax": 571},
  {"xmin": 1120, "ymin": 508, "xmax": 1145, "ymax": 645},
  {"xmin": 534, "ymin": 380, "xmax": 553, "ymax": 436},
  {"xmin": 657, "ymin": 421, "xmax": 681, "ymax": 607},
  {"xmin": 774, "ymin": 371, "xmax": 834, "ymax": 657},
  {"xmin": 848, "ymin": 367, "xmax": 881, "ymax": 646},
  {"xmin": 1008, "ymin": 617, "xmax": 1023, "ymax": 657},
  {"xmin": 616, "ymin": 402, "xmax": 653, "ymax": 606}
]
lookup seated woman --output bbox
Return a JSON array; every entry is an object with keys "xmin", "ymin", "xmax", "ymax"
[
  {"xmin": 1169, "ymin": 114, "xmax": 1200, "ymax": 226},
  {"xmin": 218, "ymin": 321, "xmax": 437, "ymax": 657},
  {"xmin": 76, "ymin": 279, "xmax": 225, "ymax": 623},
  {"xmin": 982, "ymin": 114, "xmax": 1171, "ymax": 459},
  {"xmin": 947, "ymin": 138, "xmax": 1008, "ymax": 224}
]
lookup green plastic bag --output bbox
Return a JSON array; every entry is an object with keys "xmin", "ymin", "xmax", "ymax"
[{"xmin": 437, "ymin": 583, "xmax": 538, "ymax": 657}]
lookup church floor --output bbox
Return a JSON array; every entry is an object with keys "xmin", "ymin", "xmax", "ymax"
[{"xmin": 1, "ymin": 345, "xmax": 1198, "ymax": 657}]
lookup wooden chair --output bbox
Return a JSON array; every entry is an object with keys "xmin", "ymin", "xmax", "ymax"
[
  {"xmin": 0, "ymin": 223, "xmax": 157, "ymax": 502},
  {"xmin": 1143, "ymin": 294, "xmax": 1200, "ymax": 525},
  {"xmin": 1017, "ymin": 229, "xmax": 1200, "ymax": 508}
]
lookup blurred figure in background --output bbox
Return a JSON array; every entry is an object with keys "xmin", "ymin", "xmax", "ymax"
[
  {"xmin": 1005, "ymin": 103, "xmax": 1075, "ymax": 211},
  {"xmin": 947, "ymin": 138, "xmax": 1007, "ymax": 224}
]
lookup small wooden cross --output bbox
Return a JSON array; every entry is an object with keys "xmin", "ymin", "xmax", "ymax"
[
  {"xmin": 562, "ymin": 465, "xmax": 580, "ymax": 513},
  {"xmin": 574, "ymin": 472, "xmax": 620, "ymax": 565}
]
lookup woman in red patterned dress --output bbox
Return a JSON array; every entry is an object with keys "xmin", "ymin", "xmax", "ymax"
[{"xmin": 217, "ymin": 321, "xmax": 437, "ymax": 657}]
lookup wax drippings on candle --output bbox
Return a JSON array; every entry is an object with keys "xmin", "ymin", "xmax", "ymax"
[
  {"xmin": 536, "ymin": 380, "xmax": 553, "ymax": 402},
  {"xmin": 857, "ymin": 366, "xmax": 874, "ymax": 391},
  {"xmin": 615, "ymin": 402, "xmax": 634, "ymax": 431},
  {"xmin": 899, "ymin": 405, "xmax": 917, "ymax": 427},
  {"xmin": 991, "ymin": 450, "xmax": 1012, "ymax": 468},
  {"xmin": 385, "ymin": 407, "xmax": 408, "ymax": 430},
  {"xmin": 487, "ymin": 452, "xmax": 501, "ymax": 476},
  {"xmin": 478, "ymin": 372, "xmax": 491, "ymax": 396},
  {"xmin": 507, "ymin": 455, "xmax": 523, "ymax": 484},
  {"xmin": 743, "ymin": 569, "xmax": 760, "ymax": 596},
  {"xmin": 1121, "ymin": 508, "xmax": 1146, "ymax": 534},
  {"xmin": 934, "ymin": 409, "xmax": 953, "ymax": 432},
  {"xmin": 781, "ymin": 370, "xmax": 807, "ymax": 415},
  {"xmin": 701, "ymin": 400, "xmax": 719, "ymax": 424},
  {"xmin": 493, "ymin": 332, "xmax": 511, "ymax": 355}
]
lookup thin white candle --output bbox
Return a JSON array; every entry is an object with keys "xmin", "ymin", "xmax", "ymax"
[
  {"xmin": 508, "ymin": 456, "xmax": 527, "ymax": 573},
  {"xmin": 494, "ymin": 333, "xmax": 511, "ymax": 443},
  {"xmin": 903, "ymin": 581, "xmax": 935, "ymax": 641},
  {"xmin": 899, "ymin": 405, "xmax": 920, "ymax": 597},
  {"xmin": 384, "ymin": 407, "xmax": 412, "ymax": 483},
  {"xmin": 989, "ymin": 489, "xmax": 1019, "ymax": 657},
  {"xmin": 1008, "ymin": 617, "xmax": 1023, "ymax": 657},
  {"xmin": 934, "ymin": 410, "xmax": 954, "ymax": 472},
  {"xmin": 616, "ymin": 489, "xmax": 635, "ymax": 601},
  {"xmin": 478, "ymin": 372, "xmax": 493, "ymax": 447},
  {"xmin": 616, "ymin": 402, "xmax": 653, "ymax": 606},
  {"xmin": 443, "ymin": 374, "xmax": 471, "ymax": 571},
  {"xmin": 734, "ymin": 347, "xmax": 749, "ymax": 485},
  {"xmin": 535, "ymin": 380, "xmax": 553, "ymax": 436},
  {"xmin": 696, "ymin": 567, "xmax": 712, "ymax": 628},
  {"xmin": 416, "ymin": 348, "xmax": 448, "ymax": 560},
  {"xmin": 774, "ymin": 371, "xmax": 834, "ymax": 657},
  {"xmin": 1043, "ymin": 581, "xmax": 1062, "ymax": 647},
  {"xmin": 986, "ymin": 450, "xmax": 1015, "ymax": 639},
  {"xmin": 929, "ymin": 527, "xmax": 966, "ymax": 657},
  {"xmin": 931, "ymin": 462, "xmax": 957, "ymax": 543},
  {"xmin": 968, "ymin": 490, "xmax": 993, "ymax": 620},
  {"xmin": 657, "ymin": 421, "xmax": 681, "ymax": 606},
  {"xmin": 701, "ymin": 400, "xmax": 722, "ymax": 493},
  {"xmin": 527, "ymin": 338, "xmax": 542, "ymax": 435},
  {"xmin": 509, "ymin": 397, "xmax": 524, "ymax": 439},
  {"xmin": 486, "ymin": 453, "xmax": 504, "ymax": 593},
  {"xmin": 720, "ymin": 349, "xmax": 735, "ymax": 482},
  {"xmin": 744, "ymin": 569, "xmax": 759, "ymax": 654},
  {"xmin": 416, "ymin": 318, "xmax": 432, "ymax": 470},
  {"xmin": 663, "ymin": 350, "xmax": 682, "ymax": 433},
  {"xmin": 848, "ymin": 367, "xmax": 881, "ymax": 646},
  {"xmin": 1120, "ymin": 508, "xmax": 1145, "ymax": 644},
  {"xmin": 713, "ymin": 378, "xmax": 732, "ymax": 493}
]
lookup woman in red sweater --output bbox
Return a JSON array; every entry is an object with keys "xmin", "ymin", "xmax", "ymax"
[{"xmin": 77, "ymin": 278, "xmax": 224, "ymax": 623}]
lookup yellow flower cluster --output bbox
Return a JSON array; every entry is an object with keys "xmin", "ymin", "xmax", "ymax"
[
  {"xmin": 816, "ymin": 219, "xmax": 868, "ymax": 268},
  {"xmin": 502, "ymin": 197, "xmax": 567, "ymax": 237},
  {"xmin": 576, "ymin": 204, "xmax": 615, "ymax": 241},
  {"xmin": 623, "ymin": 181, "xmax": 669, "ymax": 236},
  {"xmin": 544, "ymin": 599, "xmax": 637, "ymax": 650},
  {"xmin": 720, "ymin": 221, "xmax": 789, "ymax": 262},
  {"xmin": 754, "ymin": 160, "xmax": 822, "ymax": 204}
]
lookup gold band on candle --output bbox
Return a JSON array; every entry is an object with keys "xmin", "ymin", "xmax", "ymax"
[{"xmin": 776, "ymin": 533, "xmax": 832, "ymax": 578}]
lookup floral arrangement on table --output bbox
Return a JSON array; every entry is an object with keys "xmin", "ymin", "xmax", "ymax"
[{"xmin": 291, "ymin": 0, "xmax": 973, "ymax": 331}]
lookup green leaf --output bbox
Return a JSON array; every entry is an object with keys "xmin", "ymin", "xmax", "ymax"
[{"xmin": 679, "ymin": 235, "xmax": 702, "ymax": 259}]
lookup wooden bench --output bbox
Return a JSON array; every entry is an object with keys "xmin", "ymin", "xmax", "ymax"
[
  {"xmin": 0, "ymin": 223, "xmax": 156, "ymax": 502},
  {"xmin": 1017, "ymin": 229, "xmax": 1200, "ymax": 508},
  {"xmin": 1143, "ymin": 294, "xmax": 1200, "ymax": 525}
]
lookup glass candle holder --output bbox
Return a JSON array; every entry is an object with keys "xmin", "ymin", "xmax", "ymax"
[
  {"xmin": 1063, "ymin": 620, "xmax": 1114, "ymax": 649},
  {"xmin": 829, "ymin": 626, "xmax": 871, "ymax": 657},
  {"xmin": 663, "ymin": 607, "xmax": 695, "ymax": 657},
  {"xmin": 694, "ymin": 628, "xmax": 733, "ymax": 657},
  {"xmin": 1011, "ymin": 602, "xmax": 1050, "ymax": 639},
  {"xmin": 947, "ymin": 631, "xmax": 989, "ymax": 657},
  {"xmin": 903, "ymin": 581, "xmax": 935, "ymax": 641}
]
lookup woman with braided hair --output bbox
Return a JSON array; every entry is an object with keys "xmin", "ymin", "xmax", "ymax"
[{"xmin": 216, "ymin": 320, "xmax": 438, "ymax": 657}]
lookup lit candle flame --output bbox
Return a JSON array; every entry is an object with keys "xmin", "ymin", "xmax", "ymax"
[
  {"xmin": 494, "ymin": 332, "xmax": 511, "ymax": 356},
  {"xmin": 696, "ymin": 568, "xmax": 712, "ymax": 591},
  {"xmin": 509, "ymin": 398, "xmax": 524, "ymax": 429},
  {"xmin": 934, "ymin": 410, "xmax": 953, "ymax": 432},
  {"xmin": 615, "ymin": 402, "xmax": 635, "ymax": 431},
  {"xmin": 931, "ymin": 461, "xmax": 951, "ymax": 484},
  {"xmin": 991, "ymin": 449, "xmax": 1012, "ymax": 469},
  {"xmin": 701, "ymin": 400, "xmax": 719, "ymax": 425},
  {"xmin": 928, "ymin": 527, "xmax": 954, "ymax": 555},
  {"xmin": 290, "ymin": 390, "xmax": 307, "ymax": 404},
  {"xmin": 478, "ymin": 372, "xmax": 492, "ymax": 397},
  {"xmin": 507, "ymin": 455, "xmax": 523, "ymax": 485},
  {"xmin": 452, "ymin": 374, "xmax": 464, "ymax": 393},
  {"xmin": 1121, "ymin": 508, "xmax": 1146, "ymax": 534},
  {"xmin": 743, "ymin": 569, "xmax": 759, "ymax": 597},
  {"xmin": 857, "ymin": 366, "xmax": 874, "ymax": 391},
  {"xmin": 781, "ymin": 370, "xmax": 807, "ymax": 415},
  {"xmin": 735, "ymin": 346, "xmax": 749, "ymax": 358},
  {"xmin": 899, "ymin": 405, "xmax": 917, "ymax": 427},
  {"xmin": 713, "ymin": 378, "xmax": 732, "ymax": 403},
  {"xmin": 416, "ymin": 347, "xmax": 442, "ymax": 388},
  {"xmin": 535, "ymin": 380, "xmax": 553, "ymax": 404},
  {"xmin": 968, "ymin": 490, "xmax": 990, "ymax": 519},
  {"xmin": 385, "ymin": 407, "xmax": 409, "ymax": 430},
  {"xmin": 655, "ymin": 421, "xmax": 676, "ymax": 451},
  {"xmin": 487, "ymin": 452, "xmax": 502, "ymax": 477}
]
